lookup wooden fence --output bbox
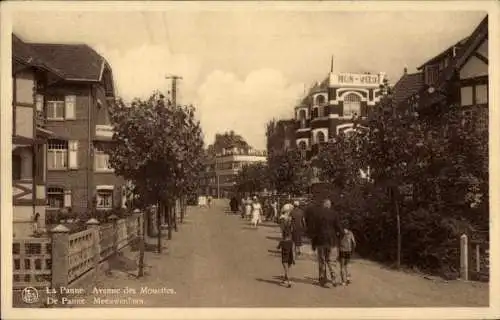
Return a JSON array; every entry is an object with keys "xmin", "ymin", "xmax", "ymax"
[{"xmin": 12, "ymin": 212, "xmax": 144, "ymax": 290}]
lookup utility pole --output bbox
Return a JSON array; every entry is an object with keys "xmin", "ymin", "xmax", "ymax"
[{"xmin": 165, "ymin": 75, "xmax": 183, "ymax": 107}]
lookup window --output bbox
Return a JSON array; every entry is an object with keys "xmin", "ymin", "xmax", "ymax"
[
  {"xmin": 46, "ymin": 100, "xmax": 64, "ymax": 120},
  {"xmin": 94, "ymin": 146, "xmax": 113, "ymax": 172},
  {"xmin": 12, "ymin": 155, "xmax": 21, "ymax": 180},
  {"xmin": 96, "ymin": 190, "xmax": 113, "ymax": 209},
  {"xmin": 476, "ymin": 84, "xmax": 488, "ymax": 105},
  {"xmin": 424, "ymin": 64, "xmax": 439, "ymax": 85},
  {"xmin": 460, "ymin": 86, "xmax": 473, "ymax": 106},
  {"xmin": 316, "ymin": 131, "xmax": 326, "ymax": 144},
  {"xmin": 316, "ymin": 95, "xmax": 326, "ymax": 106},
  {"xmin": 47, "ymin": 187, "xmax": 64, "ymax": 208},
  {"xmin": 343, "ymin": 93, "xmax": 361, "ymax": 117},
  {"xmin": 45, "ymin": 95, "xmax": 76, "ymax": 120},
  {"xmin": 47, "ymin": 140, "xmax": 68, "ymax": 170}
]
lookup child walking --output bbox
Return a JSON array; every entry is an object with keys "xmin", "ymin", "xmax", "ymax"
[
  {"xmin": 277, "ymin": 231, "xmax": 295, "ymax": 288},
  {"xmin": 339, "ymin": 225, "xmax": 356, "ymax": 286}
]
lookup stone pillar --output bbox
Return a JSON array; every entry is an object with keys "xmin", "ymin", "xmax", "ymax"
[
  {"xmin": 460, "ymin": 234, "xmax": 468, "ymax": 281},
  {"xmin": 50, "ymin": 224, "xmax": 70, "ymax": 304},
  {"xmin": 108, "ymin": 214, "xmax": 118, "ymax": 255},
  {"xmin": 86, "ymin": 218, "xmax": 100, "ymax": 278}
]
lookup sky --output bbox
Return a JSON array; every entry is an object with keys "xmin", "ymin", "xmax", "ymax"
[{"xmin": 11, "ymin": 7, "xmax": 486, "ymax": 150}]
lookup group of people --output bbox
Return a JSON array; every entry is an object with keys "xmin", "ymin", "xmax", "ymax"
[
  {"xmin": 229, "ymin": 194, "xmax": 357, "ymax": 289},
  {"xmin": 276, "ymin": 198, "xmax": 356, "ymax": 289},
  {"xmin": 229, "ymin": 195, "xmax": 279, "ymax": 228}
]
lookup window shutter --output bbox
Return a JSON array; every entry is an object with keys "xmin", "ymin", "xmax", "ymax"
[
  {"xmin": 121, "ymin": 186, "xmax": 127, "ymax": 208},
  {"xmin": 64, "ymin": 190, "xmax": 72, "ymax": 208},
  {"xmin": 35, "ymin": 94, "xmax": 44, "ymax": 112},
  {"xmin": 65, "ymin": 95, "xmax": 76, "ymax": 120},
  {"xmin": 68, "ymin": 140, "xmax": 78, "ymax": 169}
]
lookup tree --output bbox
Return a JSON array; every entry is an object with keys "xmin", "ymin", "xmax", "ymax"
[
  {"xmin": 267, "ymin": 150, "xmax": 310, "ymax": 196},
  {"xmin": 107, "ymin": 91, "xmax": 205, "ymax": 253},
  {"xmin": 207, "ymin": 130, "xmax": 251, "ymax": 155},
  {"xmin": 235, "ymin": 162, "xmax": 270, "ymax": 195}
]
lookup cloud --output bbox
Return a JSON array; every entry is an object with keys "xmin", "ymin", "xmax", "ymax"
[
  {"xmin": 94, "ymin": 44, "xmax": 202, "ymax": 103},
  {"xmin": 195, "ymin": 69, "xmax": 304, "ymax": 150}
]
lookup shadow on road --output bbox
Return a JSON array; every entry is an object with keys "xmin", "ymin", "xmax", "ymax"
[{"xmin": 256, "ymin": 276, "xmax": 320, "ymax": 287}]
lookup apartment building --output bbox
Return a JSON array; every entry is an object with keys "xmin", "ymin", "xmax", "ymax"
[
  {"xmin": 200, "ymin": 148, "xmax": 267, "ymax": 198},
  {"xmin": 13, "ymin": 34, "xmax": 126, "ymax": 224}
]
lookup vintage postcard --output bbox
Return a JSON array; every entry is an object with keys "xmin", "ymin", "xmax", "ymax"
[{"xmin": 0, "ymin": 1, "xmax": 498, "ymax": 319}]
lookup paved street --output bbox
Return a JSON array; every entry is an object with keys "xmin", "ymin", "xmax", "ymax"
[{"xmin": 83, "ymin": 200, "xmax": 488, "ymax": 307}]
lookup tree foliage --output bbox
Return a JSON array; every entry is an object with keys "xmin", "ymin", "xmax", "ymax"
[
  {"xmin": 267, "ymin": 150, "xmax": 311, "ymax": 196},
  {"xmin": 313, "ymin": 80, "xmax": 488, "ymax": 277},
  {"xmin": 207, "ymin": 130, "xmax": 250, "ymax": 155},
  {"xmin": 106, "ymin": 91, "xmax": 205, "ymax": 208},
  {"xmin": 235, "ymin": 162, "xmax": 270, "ymax": 195}
]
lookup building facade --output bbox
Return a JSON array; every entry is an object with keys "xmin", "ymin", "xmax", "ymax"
[
  {"xmin": 293, "ymin": 71, "xmax": 385, "ymax": 158},
  {"xmin": 13, "ymin": 35, "xmax": 127, "ymax": 227},
  {"xmin": 200, "ymin": 148, "xmax": 267, "ymax": 198},
  {"xmin": 394, "ymin": 15, "xmax": 488, "ymax": 126},
  {"xmin": 12, "ymin": 35, "xmax": 57, "ymax": 237}
]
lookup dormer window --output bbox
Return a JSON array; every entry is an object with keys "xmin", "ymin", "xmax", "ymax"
[{"xmin": 424, "ymin": 64, "xmax": 439, "ymax": 85}]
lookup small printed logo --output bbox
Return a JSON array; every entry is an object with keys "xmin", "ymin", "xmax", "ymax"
[{"xmin": 21, "ymin": 287, "xmax": 39, "ymax": 304}]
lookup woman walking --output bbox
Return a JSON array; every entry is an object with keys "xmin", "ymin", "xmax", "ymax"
[{"xmin": 251, "ymin": 196, "xmax": 263, "ymax": 228}]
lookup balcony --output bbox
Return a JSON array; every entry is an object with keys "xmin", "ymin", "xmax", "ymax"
[{"xmin": 95, "ymin": 125, "xmax": 115, "ymax": 140}]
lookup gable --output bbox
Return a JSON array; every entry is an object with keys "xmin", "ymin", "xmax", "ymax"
[{"xmin": 460, "ymin": 55, "xmax": 488, "ymax": 80}]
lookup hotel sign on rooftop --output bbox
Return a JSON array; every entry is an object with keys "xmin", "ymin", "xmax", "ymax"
[{"xmin": 329, "ymin": 72, "xmax": 385, "ymax": 88}]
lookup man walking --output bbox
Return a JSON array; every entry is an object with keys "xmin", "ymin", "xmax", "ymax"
[
  {"xmin": 308, "ymin": 199, "xmax": 342, "ymax": 288},
  {"xmin": 290, "ymin": 200, "xmax": 306, "ymax": 257}
]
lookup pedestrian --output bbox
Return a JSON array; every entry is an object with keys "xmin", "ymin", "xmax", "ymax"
[
  {"xmin": 308, "ymin": 199, "xmax": 342, "ymax": 288},
  {"xmin": 32, "ymin": 212, "xmax": 40, "ymax": 235},
  {"xmin": 290, "ymin": 200, "xmax": 306, "ymax": 257},
  {"xmin": 207, "ymin": 195, "xmax": 213, "ymax": 208},
  {"xmin": 245, "ymin": 197, "xmax": 253, "ymax": 220},
  {"xmin": 339, "ymin": 223, "xmax": 356, "ymax": 286},
  {"xmin": 271, "ymin": 198, "xmax": 278, "ymax": 223},
  {"xmin": 251, "ymin": 196, "xmax": 263, "ymax": 228},
  {"xmin": 277, "ymin": 230, "xmax": 295, "ymax": 288},
  {"xmin": 279, "ymin": 203, "xmax": 294, "ymax": 239}
]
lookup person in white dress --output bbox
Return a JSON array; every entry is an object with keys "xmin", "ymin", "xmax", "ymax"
[
  {"xmin": 251, "ymin": 196, "xmax": 263, "ymax": 228},
  {"xmin": 245, "ymin": 197, "xmax": 253, "ymax": 220}
]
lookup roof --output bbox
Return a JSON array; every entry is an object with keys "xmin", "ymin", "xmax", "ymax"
[
  {"xmin": 418, "ymin": 15, "xmax": 488, "ymax": 108},
  {"xmin": 30, "ymin": 43, "xmax": 106, "ymax": 81},
  {"xmin": 392, "ymin": 72, "xmax": 423, "ymax": 106},
  {"xmin": 417, "ymin": 36, "xmax": 470, "ymax": 70}
]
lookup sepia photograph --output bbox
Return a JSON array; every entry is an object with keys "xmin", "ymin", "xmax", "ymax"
[{"xmin": 0, "ymin": 1, "xmax": 498, "ymax": 319}]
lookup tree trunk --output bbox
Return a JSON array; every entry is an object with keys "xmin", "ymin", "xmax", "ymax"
[
  {"xmin": 138, "ymin": 212, "xmax": 145, "ymax": 277},
  {"xmin": 173, "ymin": 200, "xmax": 178, "ymax": 232},
  {"xmin": 167, "ymin": 202, "xmax": 173, "ymax": 240},
  {"xmin": 180, "ymin": 196, "xmax": 185, "ymax": 223},
  {"xmin": 156, "ymin": 201, "xmax": 162, "ymax": 254},
  {"xmin": 392, "ymin": 186, "xmax": 402, "ymax": 269}
]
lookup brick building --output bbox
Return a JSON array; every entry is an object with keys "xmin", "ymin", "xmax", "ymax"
[{"xmin": 13, "ymin": 35, "xmax": 126, "ymax": 221}]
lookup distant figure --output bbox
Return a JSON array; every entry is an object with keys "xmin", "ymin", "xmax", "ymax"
[
  {"xmin": 244, "ymin": 197, "xmax": 253, "ymax": 220},
  {"xmin": 271, "ymin": 198, "xmax": 278, "ymax": 223},
  {"xmin": 277, "ymin": 231, "xmax": 295, "ymax": 288},
  {"xmin": 339, "ymin": 225, "xmax": 356, "ymax": 286},
  {"xmin": 32, "ymin": 212, "xmax": 40, "ymax": 235},
  {"xmin": 290, "ymin": 200, "xmax": 306, "ymax": 257},
  {"xmin": 251, "ymin": 196, "xmax": 263, "ymax": 228}
]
